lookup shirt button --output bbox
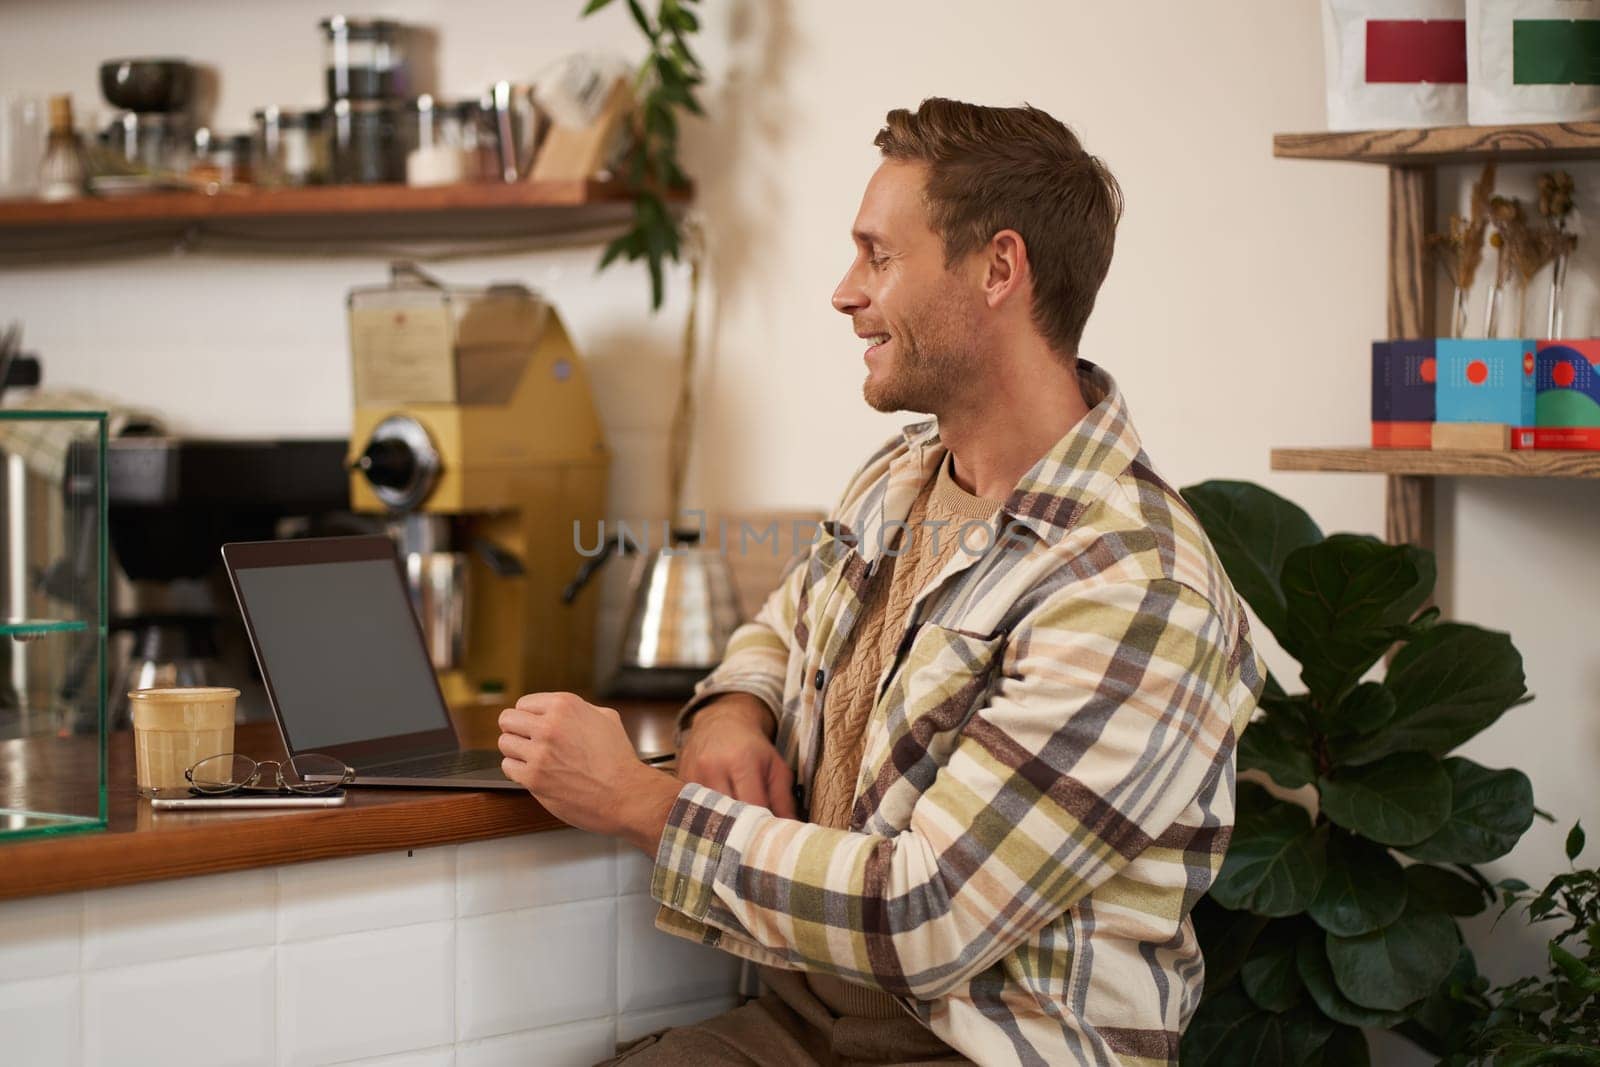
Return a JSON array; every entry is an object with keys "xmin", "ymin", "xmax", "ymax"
[{"xmin": 814, "ymin": 669, "xmax": 825, "ymax": 690}]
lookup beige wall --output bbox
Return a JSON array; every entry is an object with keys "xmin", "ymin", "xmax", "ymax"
[{"xmin": 4, "ymin": 0, "xmax": 1597, "ymax": 1048}]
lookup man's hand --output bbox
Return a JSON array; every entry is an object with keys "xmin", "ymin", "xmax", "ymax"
[
  {"xmin": 498, "ymin": 692, "xmax": 682, "ymax": 855},
  {"xmin": 677, "ymin": 693, "xmax": 796, "ymax": 818}
]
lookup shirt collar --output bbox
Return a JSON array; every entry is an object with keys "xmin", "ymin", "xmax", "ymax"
[{"xmin": 892, "ymin": 360, "xmax": 1142, "ymax": 544}]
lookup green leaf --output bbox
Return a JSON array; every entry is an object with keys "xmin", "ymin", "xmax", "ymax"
[
  {"xmin": 1402, "ymin": 946, "xmax": 1483, "ymax": 1057},
  {"xmin": 1568, "ymin": 821, "xmax": 1586, "ymax": 861},
  {"xmin": 1280, "ymin": 534, "xmax": 1435, "ymax": 703},
  {"xmin": 1404, "ymin": 758, "xmax": 1534, "ymax": 865},
  {"xmin": 1318, "ymin": 751, "xmax": 1452, "ymax": 847},
  {"xmin": 1192, "ymin": 896, "xmax": 1269, "ymax": 992},
  {"xmin": 1241, "ymin": 921, "xmax": 1306, "ymax": 1012},
  {"xmin": 1183, "ymin": 990, "xmax": 1335, "ymax": 1066},
  {"xmin": 1308, "ymin": 1024, "xmax": 1369, "ymax": 1067},
  {"xmin": 1239, "ymin": 710, "xmax": 1316, "ymax": 790},
  {"xmin": 598, "ymin": 232, "xmax": 633, "ymax": 270},
  {"xmin": 1179, "ymin": 480, "xmax": 1323, "ymax": 648},
  {"xmin": 646, "ymin": 251, "xmax": 665, "ymax": 310},
  {"xmin": 1210, "ymin": 786, "xmax": 1327, "ymax": 917},
  {"xmin": 1325, "ymin": 681, "xmax": 1397, "ymax": 738},
  {"xmin": 1295, "ymin": 931, "xmax": 1413, "ymax": 1028},
  {"xmin": 1404, "ymin": 864, "xmax": 1489, "ymax": 917},
  {"xmin": 1342, "ymin": 624, "xmax": 1527, "ymax": 764},
  {"xmin": 1308, "ymin": 832, "xmax": 1406, "ymax": 936},
  {"xmin": 1550, "ymin": 943, "xmax": 1600, "ymax": 994},
  {"xmin": 581, "ymin": 0, "xmax": 618, "ymax": 13},
  {"xmin": 625, "ymin": 0, "xmax": 655, "ymax": 36},
  {"xmin": 670, "ymin": 36, "xmax": 702, "ymax": 73},
  {"xmin": 1181, "ymin": 984, "xmax": 1263, "ymax": 1067},
  {"xmin": 1327, "ymin": 898, "xmax": 1460, "ymax": 1011}
]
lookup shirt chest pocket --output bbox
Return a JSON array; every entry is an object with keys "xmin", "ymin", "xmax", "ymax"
[{"xmin": 853, "ymin": 622, "xmax": 1006, "ymax": 828}]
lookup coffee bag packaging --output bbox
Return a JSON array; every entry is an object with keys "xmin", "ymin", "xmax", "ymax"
[
  {"xmin": 1468, "ymin": 0, "xmax": 1600, "ymax": 124},
  {"xmin": 1323, "ymin": 0, "xmax": 1469, "ymax": 130}
]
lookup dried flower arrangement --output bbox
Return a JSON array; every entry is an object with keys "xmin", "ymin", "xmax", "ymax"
[
  {"xmin": 1426, "ymin": 163, "xmax": 1496, "ymax": 337},
  {"xmin": 1538, "ymin": 171, "xmax": 1579, "ymax": 337}
]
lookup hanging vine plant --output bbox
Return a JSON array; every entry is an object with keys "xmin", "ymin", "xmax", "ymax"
[{"xmin": 582, "ymin": 0, "xmax": 704, "ymax": 309}]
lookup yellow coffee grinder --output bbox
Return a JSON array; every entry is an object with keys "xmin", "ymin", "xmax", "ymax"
[{"xmin": 346, "ymin": 264, "xmax": 610, "ymax": 741}]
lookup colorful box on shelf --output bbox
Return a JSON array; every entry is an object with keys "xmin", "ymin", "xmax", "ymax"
[
  {"xmin": 1521, "ymin": 339, "xmax": 1600, "ymax": 450},
  {"xmin": 1371, "ymin": 339, "xmax": 1435, "ymax": 449},
  {"xmin": 1436, "ymin": 338, "xmax": 1535, "ymax": 423}
]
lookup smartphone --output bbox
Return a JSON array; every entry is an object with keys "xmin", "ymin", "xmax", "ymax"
[{"xmin": 149, "ymin": 790, "xmax": 349, "ymax": 811}]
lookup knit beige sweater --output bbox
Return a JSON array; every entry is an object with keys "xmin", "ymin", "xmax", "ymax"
[{"xmin": 804, "ymin": 454, "xmax": 1000, "ymax": 1020}]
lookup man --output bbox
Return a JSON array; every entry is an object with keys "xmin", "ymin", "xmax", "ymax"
[{"xmin": 498, "ymin": 98, "xmax": 1263, "ymax": 1066}]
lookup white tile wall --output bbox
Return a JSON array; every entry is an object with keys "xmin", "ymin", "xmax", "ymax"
[
  {"xmin": 0, "ymin": 973, "xmax": 80, "ymax": 1066},
  {"xmin": 456, "ymin": 830, "xmax": 616, "ymax": 917},
  {"xmin": 278, "ymin": 921, "xmax": 455, "ymax": 1065},
  {"xmin": 278, "ymin": 847, "xmax": 455, "ymax": 943},
  {"xmin": 615, "ymin": 841, "xmax": 655, "ymax": 897},
  {"xmin": 0, "ymin": 832, "xmax": 741, "ymax": 1067},
  {"xmin": 617, "ymin": 893, "xmax": 742, "ymax": 1014},
  {"xmin": 83, "ymin": 947, "xmax": 274, "ymax": 1067},
  {"xmin": 455, "ymin": 1018, "xmax": 617, "ymax": 1067},
  {"xmin": 83, "ymin": 868, "xmax": 276, "ymax": 969},
  {"xmin": 0, "ymin": 891, "xmax": 81, "ymax": 981},
  {"xmin": 337, "ymin": 1049, "xmax": 455, "ymax": 1067},
  {"xmin": 456, "ymin": 898, "xmax": 616, "ymax": 1040}
]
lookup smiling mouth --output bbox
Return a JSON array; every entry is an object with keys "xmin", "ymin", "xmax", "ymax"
[{"xmin": 863, "ymin": 333, "xmax": 891, "ymax": 356}]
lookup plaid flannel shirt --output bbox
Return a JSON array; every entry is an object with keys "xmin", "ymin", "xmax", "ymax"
[{"xmin": 651, "ymin": 362, "xmax": 1263, "ymax": 1066}]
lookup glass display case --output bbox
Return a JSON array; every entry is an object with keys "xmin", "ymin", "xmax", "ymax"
[{"xmin": 0, "ymin": 411, "xmax": 107, "ymax": 839}]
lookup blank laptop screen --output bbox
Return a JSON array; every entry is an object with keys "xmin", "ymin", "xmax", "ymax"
[{"xmin": 233, "ymin": 558, "xmax": 449, "ymax": 751}]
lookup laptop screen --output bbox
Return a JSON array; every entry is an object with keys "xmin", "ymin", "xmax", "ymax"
[{"xmin": 231, "ymin": 553, "xmax": 451, "ymax": 752}]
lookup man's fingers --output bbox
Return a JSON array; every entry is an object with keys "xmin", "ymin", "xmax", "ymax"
[
  {"xmin": 498, "ymin": 706, "xmax": 538, "ymax": 738},
  {"xmin": 498, "ymin": 731, "xmax": 534, "ymax": 761},
  {"xmin": 728, "ymin": 767, "xmax": 768, "ymax": 807},
  {"xmin": 764, "ymin": 755, "xmax": 797, "ymax": 819}
]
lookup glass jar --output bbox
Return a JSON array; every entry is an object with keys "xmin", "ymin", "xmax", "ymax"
[
  {"xmin": 255, "ymin": 107, "xmax": 327, "ymax": 186},
  {"xmin": 321, "ymin": 16, "xmax": 406, "ymax": 102},
  {"xmin": 452, "ymin": 100, "xmax": 496, "ymax": 182},
  {"xmin": 188, "ymin": 128, "xmax": 254, "ymax": 188},
  {"xmin": 328, "ymin": 98, "xmax": 402, "ymax": 184},
  {"xmin": 104, "ymin": 112, "xmax": 192, "ymax": 176},
  {"xmin": 402, "ymin": 95, "xmax": 466, "ymax": 186}
]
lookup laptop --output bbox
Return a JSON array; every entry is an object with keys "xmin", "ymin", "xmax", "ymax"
[{"xmin": 221, "ymin": 534, "xmax": 523, "ymax": 790}]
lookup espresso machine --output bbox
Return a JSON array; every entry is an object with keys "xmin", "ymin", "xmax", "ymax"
[{"xmin": 346, "ymin": 264, "xmax": 609, "ymax": 733}]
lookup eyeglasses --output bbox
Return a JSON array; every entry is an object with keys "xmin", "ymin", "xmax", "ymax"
[{"xmin": 185, "ymin": 752, "xmax": 354, "ymax": 796}]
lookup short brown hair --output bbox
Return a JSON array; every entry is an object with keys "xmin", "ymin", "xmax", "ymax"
[{"xmin": 874, "ymin": 98, "xmax": 1123, "ymax": 357}]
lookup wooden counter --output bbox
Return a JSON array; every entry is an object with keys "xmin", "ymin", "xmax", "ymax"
[{"xmin": 0, "ymin": 699, "xmax": 680, "ymax": 902}]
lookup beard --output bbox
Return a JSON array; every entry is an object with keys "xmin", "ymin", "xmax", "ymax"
[{"xmin": 861, "ymin": 287, "xmax": 976, "ymax": 415}]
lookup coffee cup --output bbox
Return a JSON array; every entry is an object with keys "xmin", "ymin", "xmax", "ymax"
[{"xmin": 128, "ymin": 687, "xmax": 238, "ymax": 797}]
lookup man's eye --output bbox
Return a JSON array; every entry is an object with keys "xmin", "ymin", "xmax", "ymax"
[{"xmin": 869, "ymin": 256, "xmax": 889, "ymax": 269}]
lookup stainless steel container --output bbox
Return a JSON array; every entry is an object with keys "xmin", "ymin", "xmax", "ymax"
[
  {"xmin": 611, "ymin": 540, "xmax": 740, "ymax": 698},
  {"xmin": 405, "ymin": 551, "xmax": 467, "ymax": 671}
]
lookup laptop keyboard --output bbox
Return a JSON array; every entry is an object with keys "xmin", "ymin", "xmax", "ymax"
[{"xmin": 359, "ymin": 749, "xmax": 506, "ymax": 780}]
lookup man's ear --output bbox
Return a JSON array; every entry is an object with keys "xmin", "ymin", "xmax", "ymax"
[{"xmin": 982, "ymin": 229, "xmax": 1029, "ymax": 310}]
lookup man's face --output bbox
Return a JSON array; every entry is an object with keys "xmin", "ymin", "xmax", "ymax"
[{"xmin": 832, "ymin": 161, "xmax": 979, "ymax": 414}]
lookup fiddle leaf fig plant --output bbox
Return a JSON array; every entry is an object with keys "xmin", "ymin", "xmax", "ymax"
[
  {"xmin": 1177, "ymin": 480, "xmax": 1539, "ymax": 1066},
  {"xmin": 582, "ymin": 0, "xmax": 704, "ymax": 309}
]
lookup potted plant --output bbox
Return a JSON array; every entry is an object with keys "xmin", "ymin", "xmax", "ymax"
[
  {"xmin": 1422, "ymin": 823, "xmax": 1600, "ymax": 1065},
  {"xmin": 1177, "ymin": 480, "xmax": 1541, "ymax": 1065},
  {"xmin": 582, "ymin": 0, "xmax": 704, "ymax": 309}
]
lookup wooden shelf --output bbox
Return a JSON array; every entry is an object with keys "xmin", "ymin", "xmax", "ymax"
[
  {"xmin": 0, "ymin": 179, "xmax": 676, "ymax": 230},
  {"xmin": 1273, "ymin": 122, "xmax": 1600, "ymax": 165},
  {"xmin": 1271, "ymin": 446, "xmax": 1600, "ymax": 479}
]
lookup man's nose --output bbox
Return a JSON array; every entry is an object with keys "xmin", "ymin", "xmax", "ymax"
[{"xmin": 832, "ymin": 265, "xmax": 867, "ymax": 316}]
